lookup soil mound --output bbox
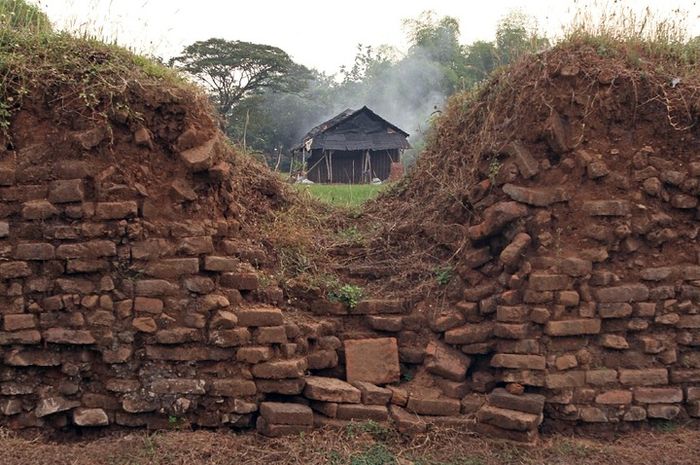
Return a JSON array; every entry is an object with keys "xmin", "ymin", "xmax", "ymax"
[
  {"xmin": 326, "ymin": 40, "xmax": 700, "ymax": 435},
  {"xmin": 361, "ymin": 41, "xmax": 700, "ymax": 299}
]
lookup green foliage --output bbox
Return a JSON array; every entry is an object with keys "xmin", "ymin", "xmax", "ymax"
[
  {"xmin": 338, "ymin": 226, "xmax": 363, "ymax": 243},
  {"xmin": 653, "ymin": 420, "xmax": 678, "ymax": 433},
  {"xmin": 434, "ymin": 265, "xmax": 453, "ymax": 285},
  {"xmin": 488, "ymin": 157, "xmax": 502, "ymax": 183},
  {"xmin": 0, "ymin": 0, "xmax": 52, "ymax": 34},
  {"xmin": 343, "ymin": 420, "xmax": 392, "ymax": 441},
  {"xmin": 295, "ymin": 183, "xmax": 384, "ymax": 208},
  {"xmin": 170, "ymin": 38, "xmax": 310, "ymax": 117},
  {"xmin": 328, "ymin": 284, "xmax": 363, "ymax": 309},
  {"xmin": 348, "ymin": 444, "xmax": 396, "ymax": 465}
]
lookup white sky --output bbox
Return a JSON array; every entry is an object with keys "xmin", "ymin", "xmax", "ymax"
[{"xmin": 39, "ymin": 0, "xmax": 700, "ymax": 75}]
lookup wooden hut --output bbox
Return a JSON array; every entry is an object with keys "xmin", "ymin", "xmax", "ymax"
[{"xmin": 293, "ymin": 106, "xmax": 410, "ymax": 184}]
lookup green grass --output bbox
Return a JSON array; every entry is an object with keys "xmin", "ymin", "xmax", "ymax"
[{"xmin": 295, "ymin": 183, "xmax": 384, "ymax": 208}]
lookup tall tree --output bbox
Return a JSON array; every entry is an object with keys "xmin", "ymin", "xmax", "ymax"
[{"xmin": 170, "ymin": 38, "xmax": 308, "ymax": 117}]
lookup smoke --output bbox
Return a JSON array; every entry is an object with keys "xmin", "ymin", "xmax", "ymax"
[{"xmin": 299, "ymin": 47, "xmax": 449, "ymax": 165}]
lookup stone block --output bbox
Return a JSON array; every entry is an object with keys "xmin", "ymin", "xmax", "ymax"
[
  {"xmin": 48, "ymin": 179, "xmax": 84, "ymax": 203},
  {"xmin": 35, "ymin": 397, "xmax": 80, "ymax": 418},
  {"xmin": 424, "ymin": 341, "xmax": 470, "ymax": 381},
  {"xmin": 619, "ymin": 369, "xmax": 668, "ymax": 386},
  {"xmin": 94, "ymin": 201, "xmax": 138, "ymax": 219},
  {"xmin": 260, "ymin": 402, "xmax": 313, "ymax": 425},
  {"xmin": 256, "ymin": 416, "xmax": 312, "ymax": 437},
  {"xmin": 150, "ymin": 379, "xmax": 206, "ymax": 395},
  {"xmin": 477, "ymin": 405, "xmax": 541, "ymax": 431},
  {"xmin": 22, "ymin": 200, "xmax": 58, "ymax": 220},
  {"xmin": 209, "ymin": 379, "xmax": 257, "ymax": 397},
  {"xmin": 3, "ymin": 314, "xmax": 36, "ymax": 331},
  {"xmin": 237, "ymin": 307, "xmax": 283, "ymax": 326},
  {"xmin": 336, "ymin": 404, "xmax": 388, "ymax": 421},
  {"xmin": 220, "ymin": 272, "xmax": 259, "ymax": 290},
  {"xmin": 595, "ymin": 390, "xmax": 632, "ymax": 405},
  {"xmin": 488, "ymin": 388, "xmax": 544, "ymax": 415},
  {"xmin": 73, "ymin": 408, "xmax": 109, "ymax": 426},
  {"xmin": 582, "ymin": 200, "xmax": 631, "ymax": 216},
  {"xmin": 237, "ymin": 346, "xmax": 274, "ymax": 364},
  {"xmin": 528, "ymin": 273, "xmax": 570, "ymax": 291},
  {"xmin": 633, "ymin": 387, "xmax": 683, "ymax": 403},
  {"xmin": 251, "ymin": 358, "xmax": 307, "ymax": 379},
  {"xmin": 144, "ymin": 258, "xmax": 199, "ymax": 277},
  {"xmin": 406, "ymin": 396, "xmax": 461, "ymax": 416},
  {"xmin": 444, "ymin": 322, "xmax": 493, "ymax": 344},
  {"xmin": 43, "ymin": 328, "xmax": 95, "ymax": 344},
  {"xmin": 595, "ymin": 284, "xmax": 649, "ymax": 303},
  {"xmin": 0, "ymin": 330, "xmax": 41, "ymax": 345},
  {"xmin": 304, "ymin": 376, "xmax": 361, "ymax": 403},
  {"xmin": 490, "ymin": 354, "xmax": 546, "ymax": 370},
  {"xmin": 544, "ymin": 319, "xmax": 601, "ymax": 336},
  {"xmin": 203, "ymin": 255, "xmax": 238, "ymax": 271},
  {"xmin": 502, "ymin": 184, "xmax": 569, "ymax": 206},
  {"xmin": 0, "ymin": 261, "xmax": 31, "ymax": 279},
  {"xmin": 345, "ymin": 337, "xmax": 400, "ymax": 385},
  {"xmin": 351, "ymin": 381, "xmax": 393, "ymax": 405}
]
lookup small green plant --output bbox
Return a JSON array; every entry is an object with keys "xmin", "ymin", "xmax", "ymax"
[
  {"xmin": 338, "ymin": 225, "xmax": 363, "ymax": 243},
  {"xmin": 348, "ymin": 443, "xmax": 396, "ymax": 465},
  {"xmin": 653, "ymin": 420, "xmax": 678, "ymax": 433},
  {"xmin": 328, "ymin": 284, "xmax": 363, "ymax": 309},
  {"xmin": 488, "ymin": 157, "xmax": 502, "ymax": 183},
  {"xmin": 434, "ymin": 265, "xmax": 453, "ymax": 285},
  {"xmin": 344, "ymin": 420, "xmax": 392, "ymax": 441}
]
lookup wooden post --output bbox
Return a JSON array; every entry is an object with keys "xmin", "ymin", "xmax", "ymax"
[
  {"xmin": 366, "ymin": 150, "xmax": 373, "ymax": 183},
  {"xmin": 328, "ymin": 150, "xmax": 333, "ymax": 183}
]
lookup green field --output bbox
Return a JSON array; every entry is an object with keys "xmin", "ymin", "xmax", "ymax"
[{"xmin": 295, "ymin": 183, "xmax": 385, "ymax": 208}]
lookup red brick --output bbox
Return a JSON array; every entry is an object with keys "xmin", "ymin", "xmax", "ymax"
[
  {"xmin": 545, "ymin": 319, "xmax": 601, "ymax": 336},
  {"xmin": 260, "ymin": 402, "xmax": 312, "ymax": 425},
  {"xmin": 94, "ymin": 201, "xmax": 138, "ymax": 219},
  {"xmin": 43, "ymin": 328, "xmax": 95, "ymax": 344},
  {"xmin": 236, "ymin": 307, "xmax": 283, "ymax": 327},
  {"xmin": 48, "ymin": 179, "xmax": 84, "ymax": 203},
  {"xmin": 424, "ymin": 341, "xmax": 470, "ymax": 381},
  {"xmin": 477, "ymin": 405, "xmax": 541, "ymax": 431},
  {"xmin": 345, "ymin": 338, "xmax": 400, "ymax": 385},
  {"xmin": 56, "ymin": 240, "xmax": 116, "ymax": 259},
  {"xmin": 303, "ymin": 376, "xmax": 361, "ymax": 403},
  {"xmin": 619, "ymin": 369, "xmax": 668, "ymax": 386},
  {"xmin": 633, "ymin": 387, "xmax": 683, "ymax": 403},
  {"xmin": 595, "ymin": 390, "xmax": 632, "ymax": 405},
  {"xmin": 251, "ymin": 358, "xmax": 307, "ymax": 379}
]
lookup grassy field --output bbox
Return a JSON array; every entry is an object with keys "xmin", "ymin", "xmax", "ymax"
[
  {"xmin": 294, "ymin": 183, "xmax": 385, "ymax": 208},
  {"xmin": 1, "ymin": 423, "xmax": 699, "ymax": 465}
]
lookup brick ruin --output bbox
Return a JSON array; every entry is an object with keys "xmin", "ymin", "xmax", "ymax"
[{"xmin": 1, "ymin": 44, "xmax": 700, "ymax": 443}]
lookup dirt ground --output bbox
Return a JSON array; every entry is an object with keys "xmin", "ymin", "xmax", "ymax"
[{"xmin": 0, "ymin": 423, "xmax": 698, "ymax": 465}]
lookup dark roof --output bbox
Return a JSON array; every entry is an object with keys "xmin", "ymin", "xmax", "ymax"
[{"xmin": 294, "ymin": 106, "xmax": 410, "ymax": 152}]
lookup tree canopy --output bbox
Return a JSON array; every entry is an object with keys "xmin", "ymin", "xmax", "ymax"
[{"xmin": 170, "ymin": 38, "xmax": 309, "ymax": 117}]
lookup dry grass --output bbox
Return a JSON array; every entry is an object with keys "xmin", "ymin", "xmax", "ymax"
[{"xmin": 0, "ymin": 424, "xmax": 699, "ymax": 465}]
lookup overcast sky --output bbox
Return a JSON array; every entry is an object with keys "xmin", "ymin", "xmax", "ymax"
[{"xmin": 39, "ymin": 0, "xmax": 700, "ymax": 75}]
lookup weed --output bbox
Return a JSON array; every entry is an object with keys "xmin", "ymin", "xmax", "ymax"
[
  {"xmin": 349, "ymin": 444, "xmax": 396, "ymax": 465},
  {"xmin": 328, "ymin": 283, "xmax": 363, "ymax": 309},
  {"xmin": 338, "ymin": 225, "xmax": 363, "ymax": 243},
  {"xmin": 434, "ymin": 265, "xmax": 453, "ymax": 285},
  {"xmin": 553, "ymin": 439, "xmax": 591, "ymax": 458},
  {"xmin": 344, "ymin": 420, "xmax": 392, "ymax": 442},
  {"xmin": 487, "ymin": 157, "xmax": 502, "ymax": 183},
  {"xmin": 653, "ymin": 420, "xmax": 678, "ymax": 433}
]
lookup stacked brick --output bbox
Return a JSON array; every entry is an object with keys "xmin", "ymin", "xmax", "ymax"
[{"xmin": 0, "ymin": 137, "xmax": 341, "ymax": 430}]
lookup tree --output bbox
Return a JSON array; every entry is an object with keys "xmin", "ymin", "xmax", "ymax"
[
  {"xmin": 496, "ymin": 11, "xmax": 549, "ymax": 64},
  {"xmin": 0, "ymin": 0, "xmax": 52, "ymax": 33},
  {"xmin": 402, "ymin": 11, "xmax": 469, "ymax": 93},
  {"xmin": 170, "ymin": 38, "xmax": 309, "ymax": 117}
]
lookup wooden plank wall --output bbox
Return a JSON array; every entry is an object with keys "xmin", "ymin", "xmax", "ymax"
[{"xmin": 306, "ymin": 149, "xmax": 399, "ymax": 184}]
